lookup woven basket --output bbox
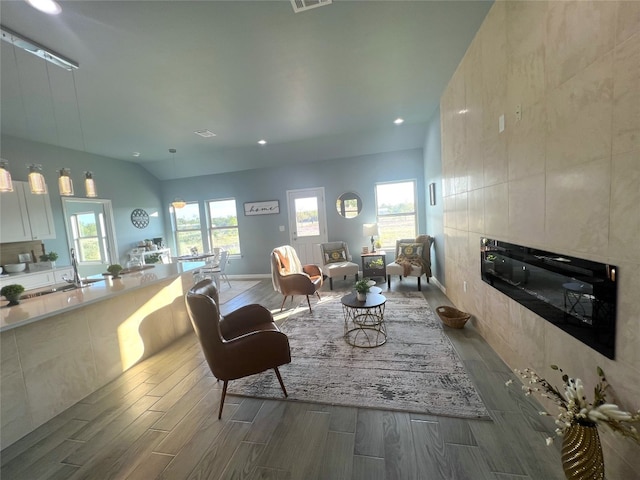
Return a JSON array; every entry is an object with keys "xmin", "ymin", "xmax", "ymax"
[{"xmin": 436, "ymin": 306, "xmax": 471, "ymax": 329}]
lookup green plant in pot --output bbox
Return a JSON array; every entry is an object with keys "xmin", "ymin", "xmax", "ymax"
[
  {"xmin": 1, "ymin": 284, "xmax": 25, "ymax": 306},
  {"xmin": 107, "ymin": 264, "xmax": 124, "ymax": 278},
  {"xmin": 39, "ymin": 251, "xmax": 59, "ymax": 268},
  {"xmin": 355, "ymin": 278, "xmax": 371, "ymax": 301}
]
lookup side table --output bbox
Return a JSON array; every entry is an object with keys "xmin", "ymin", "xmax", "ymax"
[
  {"xmin": 361, "ymin": 251, "xmax": 386, "ymax": 281},
  {"xmin": 341, "ymin": 292, "xmax": 387, "ymax": 348}
]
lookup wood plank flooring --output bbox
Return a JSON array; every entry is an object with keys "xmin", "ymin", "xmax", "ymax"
[{"xmin": 1, "ymin": 278, "xmax": 566, "ymax": 479}]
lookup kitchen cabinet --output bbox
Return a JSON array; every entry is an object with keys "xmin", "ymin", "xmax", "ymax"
[
  {"xmin": 0, "ymin": 181, "xmax": 56, "ymax": 243},
  {"xmin": 0, "ymin": 267, "xmax": 74, "ymax": 292}
]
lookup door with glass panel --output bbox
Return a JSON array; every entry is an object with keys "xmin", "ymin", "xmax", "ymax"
[
  {"xmin": 62, "ymin": 198, "xmax": 117, "ymax": 277},
  {"xmin": 287, "ymin": 187, "xmax": 327, "ymax": 265}
]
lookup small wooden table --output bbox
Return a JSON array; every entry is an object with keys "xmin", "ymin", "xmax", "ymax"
[
  {"xmin": 361, "ymin": 251, "xmax": 386, "ymax": 281},
  {"xmin": 341, "ymin": 292, "xmax": 387, "ymax": 348}
]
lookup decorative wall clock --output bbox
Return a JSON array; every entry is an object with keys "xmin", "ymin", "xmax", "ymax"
[{"xmin": 130, "ymin": 208, "xmax": 150, "ymax": 229}]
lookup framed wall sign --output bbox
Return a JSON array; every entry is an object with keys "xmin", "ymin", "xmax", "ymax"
[
  {"xmin": 131, "ymin": 208, "xmax": 150, "ymax": 228},
  {"xmin": 244, "ymin": 200, "xmax": 280, "ymax": 216}
]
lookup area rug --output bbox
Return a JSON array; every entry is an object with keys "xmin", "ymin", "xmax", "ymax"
[
  {"xmin": 218, "ymin": 280, "xmax": 260, "ymax": 304},
  {"xmin": 228, "ymin": 291, "xmax": 489, "ymax": 419}
]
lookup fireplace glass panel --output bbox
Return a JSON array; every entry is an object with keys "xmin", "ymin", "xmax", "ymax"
[{"xmin": 481, "ymin": 238, "xmax": 617, "ymax": 359}]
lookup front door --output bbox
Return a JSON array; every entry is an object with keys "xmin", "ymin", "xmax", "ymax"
[{"xmin": 287, "ymin": 187, "xmax": 327, "ymax": 265}]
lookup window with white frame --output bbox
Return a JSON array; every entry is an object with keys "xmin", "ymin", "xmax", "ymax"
[
  {"xmin": 207, "ymin": 198, "xmax": 241, "ymax": 255},
  {"xmin": 173, "ymin": 202, "xmax": 204, "ymax": 256},
  {"xmin": 375, "ymin": 180, "xmax": 417, "ymax": 249},
  {"xmin": 70, "ymin": 212, "xmax": 109, "ymax": 263}
]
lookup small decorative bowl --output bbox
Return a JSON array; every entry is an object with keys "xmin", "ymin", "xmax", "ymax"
[{"xmin": 4, "ymin": 263, "xmax": 26, "ymax": 273}]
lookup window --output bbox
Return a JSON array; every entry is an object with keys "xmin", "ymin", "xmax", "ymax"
[
  {"xmin": 173, "ymin": 202, "xmax": 204, "ymax": 256},
  {"xmin": 70, "ymin": 212, "xmax": 109, "ymax": 263},
  {"xmin": 375, "ymin": 180, "xmax": 417, "ymax": 248},
  {"xmin": 207, "ymin": 198, "xmax": 241, "ymax": 255}
]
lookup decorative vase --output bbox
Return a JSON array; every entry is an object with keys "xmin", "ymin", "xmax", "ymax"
[
  {"xmin": 561, "ymin": 423, "xmax": 604, "ymax": 480},
  {"xmin": 356, "ymin": 292, "xmax": 367, "ymax": 301}
]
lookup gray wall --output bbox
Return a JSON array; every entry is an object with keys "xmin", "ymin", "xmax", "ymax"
[
  {"xmin": 162, "ymin": 148, "xmax": 426, "ymax": 275},
  {"xmin": 423, "ymin": 107, "xmax": 445, "ymax": 287},
  {"xmin": 1, "ymin": 135, "xmax": 166, "ymax": 267}
]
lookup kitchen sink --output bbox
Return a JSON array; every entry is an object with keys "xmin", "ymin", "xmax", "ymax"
[{"xmin": 20, "ymin": 278, "xmax": 105, "ymax": 300}]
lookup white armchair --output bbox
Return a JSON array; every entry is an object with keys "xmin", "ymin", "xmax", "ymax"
[
  {"xmin": 386, "ymin": 235, "xmax": 434, "ymax": 290},
  {"xmin": 319, "ymin": 241, "xmax": 359, "ymax": 290}
]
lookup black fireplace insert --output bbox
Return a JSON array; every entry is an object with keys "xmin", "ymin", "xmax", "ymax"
[{"xmin": 480, "ymin": 238, "xmax": 617, "ymax": 359}]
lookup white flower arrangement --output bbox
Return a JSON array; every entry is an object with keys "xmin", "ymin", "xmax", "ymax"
[{"xmin": 506, "ymin": 365, "xmax": 640, "ymax": 446}]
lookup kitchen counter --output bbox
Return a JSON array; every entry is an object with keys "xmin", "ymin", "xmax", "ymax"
[
  {"xmin": 1, "ymin": 260, "xmax": 205, "ymax": 448},
  {"xmin": 0, "ymin": 262, "xmax": 203, "ymax": 332}
]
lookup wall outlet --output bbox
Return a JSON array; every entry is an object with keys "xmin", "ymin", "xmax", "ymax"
[
  {"xmin": 498, "ymin": 114, "xmax": 505, "ymax": 133},
  {"xmin": 463, "ymin": 280, "xmax": 468, "ymax": 292},
  {"xmin": 279, "ymin": 225, "xmax": 285, "ymax": 232}
]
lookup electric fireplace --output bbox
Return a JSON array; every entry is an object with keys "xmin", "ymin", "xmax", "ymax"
[{"xmin": 481, "ymin": 238, "xmax": 617, "ymax": 359}]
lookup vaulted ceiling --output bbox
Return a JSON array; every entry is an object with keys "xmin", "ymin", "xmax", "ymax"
[{"xmin": 1, "ymin": 0, "xmax": 492, "ymax": 180}]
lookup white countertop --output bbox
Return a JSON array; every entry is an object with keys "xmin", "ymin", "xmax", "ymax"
[{"xmin": 0, "ymin": 262, "xmax": 204, "ymax": 332}]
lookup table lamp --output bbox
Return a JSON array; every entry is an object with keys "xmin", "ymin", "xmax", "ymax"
[{"xmin": 363, "ymin": 223, "xmax": 379, "ymax": 253}]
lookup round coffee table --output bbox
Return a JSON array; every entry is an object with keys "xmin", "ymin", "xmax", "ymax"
[{"xmin": 341, "ymin": 292, "xmax": 386, "ymax": 347}]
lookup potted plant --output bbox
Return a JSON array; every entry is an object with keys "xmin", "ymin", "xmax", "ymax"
[
  {"xmin": 39, "ymin": 251, "xmax": 59, "ymax": 268},
  {"xmin": 1, "ymin": 284, "xmax": 25, "ymax": 306},
  {"xmin": 354, "ymin": 278, "xmax": 371, "ymax": 301},
  {"xmin": 107, "ymin": 264, "xmax": 124, "ymax": 278}
]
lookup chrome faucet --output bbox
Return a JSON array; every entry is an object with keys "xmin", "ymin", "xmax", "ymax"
[{"xmin": 62, "ymin": 248, "xmax": 86, "ymax": 287}]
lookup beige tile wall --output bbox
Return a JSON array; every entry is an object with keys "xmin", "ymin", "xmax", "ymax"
[{"xmin": 440, "ymin": 1, "xmax": 639, "ymax": 476}]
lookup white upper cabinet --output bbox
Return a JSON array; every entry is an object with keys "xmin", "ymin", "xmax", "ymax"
[{"xmin": 0, "ymin": 181, "xmax": 56, "ymax": 243}]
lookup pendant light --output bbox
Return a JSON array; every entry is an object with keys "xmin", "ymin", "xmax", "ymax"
[
  {"xmin": 28, "ymin": 164, "xmax": 48, "ymax": 194},
  {"xmin": 0, "ymin": 159, "xmax": 14, "ymax": 192},
  {"xmin": 170, "ymin": 148, "xmax": 186, "ymax": 209},
  {"xmin": 58, "ymin": 168, "xmax": 74, "ymax": 196},
  {"xmin": 84, "ymin": 171, "xmax": 97, "ymax": 197}
]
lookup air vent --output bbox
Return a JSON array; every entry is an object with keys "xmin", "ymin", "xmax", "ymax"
[
  {"xmin": 194, "ymin": 129, "xmax": 216, "ymax": 138},
  {"xmin": 290, "ymin": 0, "xmax": 332, "ymax": 14}
]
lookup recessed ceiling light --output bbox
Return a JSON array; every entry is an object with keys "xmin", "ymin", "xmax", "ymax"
[
  {"xmin": 258, "ymin": 139, "xmax": 267, "ymax": 145},
  {"xmin": 194, "ymin": 129, "xmax": 216, "ymax": 138},
  {"xmin": 25, "ymin": 0, "xmax": 61, "ymax": 15},
  {"xmin": 393, "ymin": 118, "xmax": 404, "ymax": 125},
  {"xmin": 132, "ymin": 152, "xmax": 141, "ymax": 157}
]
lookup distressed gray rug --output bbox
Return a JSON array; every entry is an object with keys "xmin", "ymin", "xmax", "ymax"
[{"xmin": 228, "ymin": 291, "xmax": 489, "ymax": 419}]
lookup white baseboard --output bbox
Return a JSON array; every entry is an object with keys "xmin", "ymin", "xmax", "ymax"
[{"xmin": 430, "ymin": 276, "xmax": 446, "ymax": 294}]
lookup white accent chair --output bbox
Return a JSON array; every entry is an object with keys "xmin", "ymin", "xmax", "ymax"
[
  {"xmin": 318, "ymin": 241, "xmax": 359, "ymax": 290},
  {"xmin": 386, "ymin": 235, "xmax": 434, "ymax": 291}
]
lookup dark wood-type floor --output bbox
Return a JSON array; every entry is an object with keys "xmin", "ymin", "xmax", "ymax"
[{"xmin": 1, "ymin": 277, "xmax": 566, "ymax": 479}]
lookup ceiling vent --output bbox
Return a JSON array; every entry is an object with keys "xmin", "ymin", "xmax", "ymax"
[{"xmin": 290, "ymin": 0, "xmax": 332, "ymax": 14}]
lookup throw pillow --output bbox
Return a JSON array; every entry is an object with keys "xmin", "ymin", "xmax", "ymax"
[
  {"xmin": 397, "ymin": 243, "xmax": 423, "ymax": 259},
  {"xmin": 325, "ymin": 248, "xmax": 347, "ymax": 264}
]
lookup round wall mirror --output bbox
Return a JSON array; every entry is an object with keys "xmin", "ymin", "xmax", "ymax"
[{"xmin": 336, "ymin": 192, "xmax": 362, "ymax": 219}]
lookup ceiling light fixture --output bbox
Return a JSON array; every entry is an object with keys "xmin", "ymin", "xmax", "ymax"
[
  {"xmin": 58, "ymin": 168, "xmax": 74, "ymax": 196},
  {"xmin": 393, "ymin": 118, "xmax": 404, "ymax": 125},
  {"xmin": 258, "ymin": 139, "xmax": 267, "ymax": 145},
  {"xmin": 1, "ymin": 25, "xmax": 78, "ymax": 71},
  {"xmin": 132, "ymin": 152, "xmax": 141, "ymax": 157},
  {"xmin": 25, "ymin": 0, "xmax": 62, "ymax": 15},
  {"xmin": 169, "ymin": 149, "xmax": 186, "ymax": 209},
  {"xmin": 0, "ymin": 160, "xmax": 14, "ymax": 192},
  {"xmin": 28, "ymin": 164, "xmax": 48, "ymax": 194},
  {"xmin": 84, "ymin": 171, "xmax": 97, "ymax": 197}
]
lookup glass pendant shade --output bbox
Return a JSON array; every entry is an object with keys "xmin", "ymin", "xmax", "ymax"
[
  {"xmin": 84, "ymin": 171, "xmax": 97, "ymax": 197},
  {"xmin": 0, "ymin": 160, "xmax": 14, "ymax": 192},
  {"xmin": 28, "ymin": 164, "xmax": 48, "ymax": 194},
  {"xmin": 58, "ymin": 168, "xmax": 74, "ymax": 196},
  {"xmin": 171, "ymin": 198, "xmax": 186, "ymax": 209}
]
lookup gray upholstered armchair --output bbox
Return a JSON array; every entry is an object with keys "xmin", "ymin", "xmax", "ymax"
[
  {"xmin": 386, "ymin": 235, "xmax": 434, "ymax": 290},
  {"xmin": 318, "ymin": 241, "xmax": 359, "ymax": 290}
]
